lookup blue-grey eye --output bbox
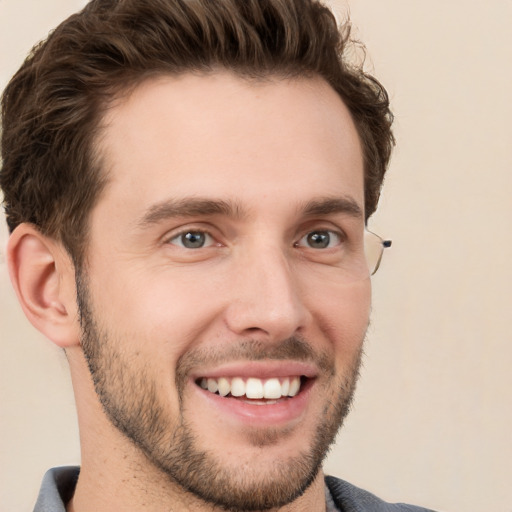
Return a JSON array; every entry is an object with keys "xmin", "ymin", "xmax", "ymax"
[
  {"xmin": 297, "ymin": 230, "xmax": 341, "ymax": 249},
  {"xmin": 170, "ymin": 231, "xmax": 213, "ymax": 249}
]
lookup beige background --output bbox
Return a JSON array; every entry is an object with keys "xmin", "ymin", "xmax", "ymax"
[{"xmin": 1, "ymin": 1, "xmax": 511, "ymax": 511}]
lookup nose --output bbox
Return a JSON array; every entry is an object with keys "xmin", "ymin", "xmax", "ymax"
[{"xmin": 224, "ymin": 247, "xmax": 310, "ymax": 341}]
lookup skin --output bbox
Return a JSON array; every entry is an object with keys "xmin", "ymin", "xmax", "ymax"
[{"xmin": 8, "ymin": 72, "xmax": 371, "ymax": 511}]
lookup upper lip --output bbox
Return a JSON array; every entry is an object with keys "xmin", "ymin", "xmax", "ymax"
[{"xmin": 191, "ymin": 360, "xmax": 319, "ymax": 381}]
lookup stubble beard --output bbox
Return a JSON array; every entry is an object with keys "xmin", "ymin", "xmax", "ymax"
[{"xmin": 76, "ymin": 272, "xmax": 364, "ymax": 511}]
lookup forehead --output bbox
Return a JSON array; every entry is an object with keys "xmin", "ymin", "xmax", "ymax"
[{"xmin": 94, "ymin": 72, "xmax": 364, "ymax": 224}]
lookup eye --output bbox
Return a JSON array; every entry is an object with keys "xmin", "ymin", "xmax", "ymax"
[
  {"xmin": 168, "ymin": 230, "xmax": 215, "ymax": 249},
  {"xmin": 296, "ymin": 230, "xmax": 342, "ymax": 249}
]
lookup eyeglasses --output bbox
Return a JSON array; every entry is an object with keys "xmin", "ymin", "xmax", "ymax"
[
  {"xmin": 315, "ymin": 229, "xmax": 391, "ymax": 283},
  {"xmin": 365, "ymin": 230, "xmax": 392, "ymax": 276}
]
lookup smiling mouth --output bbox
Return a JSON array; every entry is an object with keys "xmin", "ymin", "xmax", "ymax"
[{"xmin": 196, "ymin": 376, "xmax": 308, "ymax": 404}]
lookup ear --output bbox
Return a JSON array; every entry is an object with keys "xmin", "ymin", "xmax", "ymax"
[{"xmin": 6, "ymin": 223, "xmax": 81, "ymax": 348}]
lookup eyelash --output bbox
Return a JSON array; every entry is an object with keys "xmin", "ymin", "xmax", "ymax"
[
  {"xmin": 295, "ymin": 229, "xmax": 344, "ymax": 250},
  {"xmin": 165, "ymin": 227, "xmax": 346, "ymax": 250},
  {"xmin": 166, "ymin": 229, "xmax": 218, "ymax": 249}
]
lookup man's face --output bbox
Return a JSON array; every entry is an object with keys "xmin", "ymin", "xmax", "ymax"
[{"xmin": 79, "ymin": 72, "xmax": 370, "ymax": 510}]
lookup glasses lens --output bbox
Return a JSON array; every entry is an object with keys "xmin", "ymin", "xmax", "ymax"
[{"xmin": 364, "ymin": 230, "xmax": 391, "ymax": 275}]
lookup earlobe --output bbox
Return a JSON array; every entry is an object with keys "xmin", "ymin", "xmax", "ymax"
[{"xmin": 7, "ymin": 224, "xmax": 81, "ymax": 348}]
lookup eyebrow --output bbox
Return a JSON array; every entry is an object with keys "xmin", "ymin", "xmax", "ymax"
[
  {"xmin": 137, "ymin": 197, "xmax": 246, "ymax": 228},
  {"xmin": 301, "ymin": 196, "xmax": 363, "ymax": 219},
  {"xmin": 136, "ymin": 194, "xmax": 363, "ymax": 229}
]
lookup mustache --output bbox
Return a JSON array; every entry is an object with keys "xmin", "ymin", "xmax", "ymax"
[{"xmin": 175, "ymin": 336, "xmax": 334, "ymax": 392}]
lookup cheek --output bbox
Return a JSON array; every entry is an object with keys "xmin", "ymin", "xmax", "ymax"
[
  {"xmin": 308, "ymin": 279, "xmax": 371, "ymax": 352},
  {"xmin": 89, "ymin": 267, "xmax": 225, "ymax": 359}
]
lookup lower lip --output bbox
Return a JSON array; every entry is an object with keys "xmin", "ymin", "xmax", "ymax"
[{"xmin": 193, "ymin": 379, "xmax": 315, "ymax": 427}]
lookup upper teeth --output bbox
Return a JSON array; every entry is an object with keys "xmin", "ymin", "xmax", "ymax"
[{"xmin": 199, "ymin": 376, "xmax": 302, "ymax": 399}]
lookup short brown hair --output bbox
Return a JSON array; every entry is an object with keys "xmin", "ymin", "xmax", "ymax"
[{"xmin": 0, "ymin": 0, "xmax": 394, "ymax": 267}]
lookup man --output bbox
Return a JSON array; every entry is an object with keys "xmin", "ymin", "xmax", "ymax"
[{"xmin": 0, "ymin": 0, "xmax": 435, "ymax": 511}]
